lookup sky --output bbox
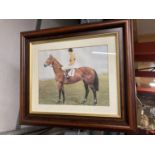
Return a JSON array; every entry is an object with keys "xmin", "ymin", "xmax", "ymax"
[{"xmin": 38, "ymin": 45, "xmax": 108, "ymax": 80}]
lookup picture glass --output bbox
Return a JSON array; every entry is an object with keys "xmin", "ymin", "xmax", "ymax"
[
  {"xmin": 38, "ymin": 45, "xmax": 109, "ymax": 106},
  {"xmin": 30, "ymin": 33, "xmax": 121, "ymax": 117}
]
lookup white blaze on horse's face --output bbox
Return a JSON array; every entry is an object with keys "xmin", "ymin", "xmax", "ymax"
[{"xmin": 44, "ymin": 55, "xmax": 53, "ymax": 67}]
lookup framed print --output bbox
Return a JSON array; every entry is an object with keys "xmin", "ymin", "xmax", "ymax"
[{"xmin": 20, "ymin": 20, "xmax": 137, "ymax": 132}]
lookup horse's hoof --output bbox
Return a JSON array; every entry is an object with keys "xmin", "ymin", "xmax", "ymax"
[
  {"xmin": 81, "ymin": 99, "xmax": 87, "ymax": 104},
  {"xmin": 94, "ymin": 99, "xmax": 97, "ymax": 105},
  {"xmin": 56, "ymin": 100, "xmax": 61, "ymax": 104},
  {"xmin": 94, "ymin": 102, "xmax": 97, "ymax": 105},
  {"xmin": 94, "ymin": 100, "xmax": 97, "ymax": 105}
]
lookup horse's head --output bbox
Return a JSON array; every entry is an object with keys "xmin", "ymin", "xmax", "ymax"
[
  {"xmin": 44, "ymin": 54, "xmax": 62, "ymax": 68},
  {"xmin": 44, "ymin": 55, "xmax": 54, "ymax": 67}
]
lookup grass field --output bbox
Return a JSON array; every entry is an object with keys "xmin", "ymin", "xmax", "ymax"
[{"xmin": 39, "ymin": 74, "xmax": 109, "ymax": 106}]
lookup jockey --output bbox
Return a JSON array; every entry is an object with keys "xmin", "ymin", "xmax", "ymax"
[{"xmin": 63, "ymin": 48, "xmax": 76, "ymax": 78}]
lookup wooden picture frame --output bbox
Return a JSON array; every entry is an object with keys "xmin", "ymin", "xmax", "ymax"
[{"xmin": 20, "ymin": 19, "xmax": 136, "ymax": 132}]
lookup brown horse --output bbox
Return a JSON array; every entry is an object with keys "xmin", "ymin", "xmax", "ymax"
[{"xmin": 44, "ymin": 55, "xmax": 99, "ymax": 105}]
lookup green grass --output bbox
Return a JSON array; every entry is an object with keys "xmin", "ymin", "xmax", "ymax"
[{"xmin": 39, "ymin": 74, "xmax": 109, "ymax": 106}]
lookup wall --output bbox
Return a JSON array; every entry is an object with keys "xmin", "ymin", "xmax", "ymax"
[{"xmin": 0, "ymin": 19, "xmax": 79, "ymax": 132}]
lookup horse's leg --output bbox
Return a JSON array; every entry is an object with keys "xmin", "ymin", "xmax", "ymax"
[
  {"xmin": 81, "ymin": 81, "xmax": 89, "ymax": 104},
  {"xmin": 58, "ymin": 89, "xmax": 62, "ymax": 103},
  {"xmin": 57, "ymin": 81, "xmax": 63, "ymax": 103},
  {"xmin": 90, "ymin": 87, "xmax": 97, "ymax": 105},
  {"xmin": 61, "ymin": 86, "xmax": 65, "ymax": 103}
]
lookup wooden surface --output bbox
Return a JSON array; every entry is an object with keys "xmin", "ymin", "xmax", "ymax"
[
  {"xmin": 137, "ymin": 87, "xmax": 155, "ymax": 94},
  {"xmin": 135, "ymin": 42, "xmax": 155, "ymax": 61},
  {"xmin": 135, "ymin": 70, "xmax": 155, "ymax": 77},
  {"xmin": 135, "ymin": 41, "xmax": 155, "ymax": 95}
]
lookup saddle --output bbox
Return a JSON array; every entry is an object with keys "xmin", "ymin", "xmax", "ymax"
[{"xmin": 64, "ymin": 68, "xmax": 75, "ymax": 79}]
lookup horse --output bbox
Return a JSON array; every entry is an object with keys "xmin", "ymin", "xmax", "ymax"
[{"xmin": 44, "ymin": 55, "xmax": 99, "ymax": 105}]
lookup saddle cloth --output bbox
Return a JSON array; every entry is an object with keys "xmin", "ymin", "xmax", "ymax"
[{"xmin": 65, "ymin": 68, "xmax": 75, "ymax": 78}]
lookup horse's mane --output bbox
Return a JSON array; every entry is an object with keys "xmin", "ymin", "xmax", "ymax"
[{"xmin": 52, "ymin": 57, "xmax": 63, "ymax": 68}]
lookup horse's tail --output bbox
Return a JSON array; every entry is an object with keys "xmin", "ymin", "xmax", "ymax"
[{"xmin": 93, "ymin": 70, "xmax": 99, "ymax": 91}]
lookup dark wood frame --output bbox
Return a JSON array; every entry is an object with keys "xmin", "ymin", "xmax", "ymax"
[
  {"xmin": 20, "ymin": 19, "xmax": 136, "ymax": 133},
  {"xmin": 135, "ymin": 42, "xmax": 155, "ymax": 61}
]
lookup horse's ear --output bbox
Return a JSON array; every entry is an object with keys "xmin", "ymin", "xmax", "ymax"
[{"xmin": 49, "ymin": 54, "xmax": 53, "ymax": 58}]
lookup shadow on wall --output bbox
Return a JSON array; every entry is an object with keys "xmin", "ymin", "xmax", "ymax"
[{"xmin": 41, "ymin": 19, "xmax": 80, "ymax": 29}]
